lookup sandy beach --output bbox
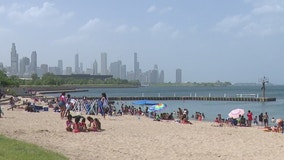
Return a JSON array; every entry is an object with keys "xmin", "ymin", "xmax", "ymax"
[{"xmin": 1, "ymin": 100, "xmax": 284, "ymax": 160}]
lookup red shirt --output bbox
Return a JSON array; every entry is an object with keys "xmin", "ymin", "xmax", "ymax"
[{"xmin": 247, "ymin": 112, "xmax": 253, "ymax": 121}]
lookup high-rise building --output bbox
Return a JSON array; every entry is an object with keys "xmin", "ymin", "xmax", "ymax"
[
  {"xmin": 101, "ymin": 52, "xmax": 107, "ymax": 75},
  {"xmin": 30, "ymin": 51, "xmax": 37, "ymax": 75},
  {"xmin": 10, "ymin": 43, "xmax": 19, "ymax": 76},
  {"xmin": 121, "ymin": 64, "xmax": 127, "ymax": 80},
  {"xmin": 65, "ymin": 67, "xmax": 72, "ymax": 75},
  {"xmin": 75, "ymin": 54, "xmax": 80, "ymax": 74},
  {"xmin": 19, "ymin": 57, "xmax": 30, "ymax": 77},
  {"xmin": 134, "ymin": 52, "xmax": 140, "ymax": 80},
  {"xmin": 58, "ymin": 60, "xmax": 63, "ymax": 75},
  {"xmin": 39, "ymin": 64, "xmax": 48, "ymax": 77},
  {"xmin": 110, "ymin": 60, "xmax": 122, "ymax": 79},
  {"xmin": 176, "ymin": 68, "xmax": 182, "ymax": 83},
  {"xmin": 93, "ymin": 60, "xmax": 98, "ymax": 75},
  {"xmin": 150, "ymin": 65, "xmax": 159, "ymax": 84},
  {"xmin": 159, "ymin": 70, "xmax": 164, "ymax": 83}
]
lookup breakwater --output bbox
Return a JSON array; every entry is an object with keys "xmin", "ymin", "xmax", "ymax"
[{"xmin": 81, "ymin": 96, "xmax": 276, "ymax": 102}]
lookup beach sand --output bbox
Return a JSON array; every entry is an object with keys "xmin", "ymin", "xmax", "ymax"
[{"xmin": 0, "ymin": 103, "xmax": 284, "ymax": 160}]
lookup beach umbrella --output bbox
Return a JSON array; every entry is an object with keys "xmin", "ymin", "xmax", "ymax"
[
  {"xmin": 228, "ymin": 108, "xmax": 245, "ymax": 119},
  {"xmin": 148, "ymin": 103, "xmax": 167, "ymax": 112},
  {"xmin": 132, "ymin": 100, "xmax": 158, "ymax": 105}
]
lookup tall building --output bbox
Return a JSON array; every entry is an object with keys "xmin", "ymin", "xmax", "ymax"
[
  {"xmin": 30, "ymin": 51, "xmax": 37, "ymax": 75},
  {"xmin": 121, "ymin": 64, "xmax": 127, "ymax": 80},
  {"xmin": 101, "ymin": 52, "xmax": 107, "ymax": 75},
  {"xmin": 159, "ymin": 70, "xmax": 164, "ymax": 83},
  {"xmin": 65, "ymin": 67, "xmax": 72, "ymax": 75},
  {"xmin": 110, "ymin": 60, "xmax": 122, "ymax": 79},
  {"xmin": 75, "ymin": 54, "xmax": 80, "ymax": 74},
  {"xmin": 93, "ymin": 60, "xmax": 98, "ymax": 75},
  {"xmin": 19, "ymin": 57, "xmax": 30, "ymax": 77},
  {"xmin": 176, "ymin": 68, "xmax": 182, "ymax": 83},
  {"xmin": 58, "ymin": 60, "xmax": 63, "ymax": 75},
  {"xmin": 134, "ymin": 52, "xmax": 140, "ymax": 80},
  {"xmin": 10, "ymin": 43, "xmax": 19, "ymax": 75},
  {"xmin": 39, "ymin": 64, "xmax": 48, "ymax": 77},
  {"xmin": 150, "ymin": 65, "xmax": 159, "ymax": 84}
]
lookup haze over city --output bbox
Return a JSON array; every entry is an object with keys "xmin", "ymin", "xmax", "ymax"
[{"xmin": 0, "ymin": 0, "xmax": 284, "ymax": 84}]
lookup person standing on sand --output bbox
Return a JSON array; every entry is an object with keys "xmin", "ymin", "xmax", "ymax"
[
  {"xmin": 7, "ymin": 97, "xmax": 15, "ymax": 111},
  {"xmin": 100, "ymin": 92, "xmax": 108, "ymax": 119},
  {"xmin": 247, "ymin": 110, "xmax": 253, "ymax": 127},
  {"xmin": 58, "ymin": 92, "xmax": 67, "ymax": 119},
  {"xmin": 263, "ymin": 112, "xmax": 269, "ymax": 128}
]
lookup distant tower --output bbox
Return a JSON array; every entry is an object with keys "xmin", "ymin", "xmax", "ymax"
[
  {"xmin": 101, "ymin": 52, "xmax": 107, "ymax": 75},
  {"xmin": 93, "ymin": 60, "xmax": 98, "ymax": 75},
  {"xmin": 75, "ymin": 54, "xmax": 80, "ymax": 74},
  {"xmin": 30, "ymin": 51, "xmax": 37, "ymax": 75},
  {"xmin": 10, "ymin": 43, "xmax": 19, "ymax": 75},
  {"xmin": 176, "ymin": 69, "xmax": 182, "ymax": 83},
  {"xmin": 58, "ymin": 60, "xmax": 63, "ymax": 75},
  {"xmin": 134, "ymin": 52, "xmax": 139, "ymax": 80},
  {"xmin": 19, "ymin": 57, "xmax": 30, "ymax": 77}
]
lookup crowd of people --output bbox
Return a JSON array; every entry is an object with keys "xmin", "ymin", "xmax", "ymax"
[{"xmin": 213, "ymin": 110, "xmax": 283, "ymax": 133}]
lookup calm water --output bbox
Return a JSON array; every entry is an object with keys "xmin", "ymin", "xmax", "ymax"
[{"xmin": 47, "ymin": 85, "xmax": 284, "ymax": 121}]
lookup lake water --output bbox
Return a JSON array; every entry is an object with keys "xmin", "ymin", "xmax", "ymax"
[{"xmin": 46, "ymin": 85, "xmax": 284, "ymax": 122}]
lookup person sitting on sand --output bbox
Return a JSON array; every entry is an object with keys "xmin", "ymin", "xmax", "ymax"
[
  {"xmin": 87, "ymin": 116, "xmax": 102, "ymax": 132},
  {"xmin": 79, "ymin": 117, "xmax": 87, "ymax": 132},
  {"xmin": 87, "ymin": 116, "xmax": 98, "ymax": 132},
  {"xmin": 181, "ymin": 117, "xmax": 192, "ymax": 124},
  {"xmin": 73, "ymin": 116, "xmax": 81, "ymax": 133},
  {"xmin": 239, "ymin": 116, "xmax": 246, "ymax": 126},
  {"xmin": 66, "ymin": 114, "xmax": 73, "ymax": 132}
]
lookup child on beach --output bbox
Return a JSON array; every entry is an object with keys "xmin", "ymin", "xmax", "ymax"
[
  {"xmin": 87, "ymin": 116, "xmax": 101, "ymax": 132},
  {"xmin": 73, "ymin": 116, "xmax": 81, "ymax": 133},
  {"xmin": 79, "ymin": 117, "xmax": 87, "ymax": 132},
  {"xmin": 66, "ymin": 114, "xmax": 73, "ymax": 132}
]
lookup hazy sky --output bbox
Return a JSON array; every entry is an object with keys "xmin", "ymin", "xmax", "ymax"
[{"xmin": 0, "ymin": 0, "xmax": 283, "ymax": 84}]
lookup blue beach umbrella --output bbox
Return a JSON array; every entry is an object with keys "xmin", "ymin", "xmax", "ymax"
[{"xmin": 132, "ymin": 100, "xmax": 158, "ymax": 105}]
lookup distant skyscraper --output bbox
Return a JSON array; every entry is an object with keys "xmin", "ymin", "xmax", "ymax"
[
  {"xmin": 110, "ymin": 60, "xmax": 122, "ymax": 79},
  {"xmin": 80, "ymin": 62, "xmax": 83, "ymax": 73},
  {"xmin": 30, "ymin": 51, "xmax": 37, "ymax": 75},
  {"xmin": 19, "ymin": 57, "xmax": 30, "ymax": 77},
  {"xmin": 10, "ymin": 43, "xmax": 19, "ymax": 75},
  {"xmin": 65, "ymin": 67, "xmax": 72, "ymax": 75},
  {"xmin": 93, "ymin": 60, "xmax": 98, "ymax": 75},
  {"xmin": 39, "ymin": 64, "xmax": 48, "ymax": 77},
  {"xmin": 121, "ymin": 64, "xmax": 127, "ymax": 80},
  {"xmin": 75, "ymin": 54, "xmax": 80, "ymax": 74},
  {"xmin": 159, "ymin": 70, "xmax": 164, "ymax": 83},
  {"xmin": 176, "ymin": 68, "xmax": 182, "ymax": 83},
  {"xmin": 58, "ymin": 60, "xmax": 63, "ymax": 75},
  {"xmin": 101, "ymin": 52, "xmax": 107, "ymax": 75},
  {"xmin": 134, "ymin": 52, "xmax": 140, "ymax": 80}
]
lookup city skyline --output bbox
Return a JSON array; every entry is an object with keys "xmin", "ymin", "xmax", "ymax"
[
  {"xmin": 0, "ymin": 1, "xmax": 284, "ymax": 84},
  {"xmin": 3, "ymin": 43, "xmax": 168, "ymax": 84}
]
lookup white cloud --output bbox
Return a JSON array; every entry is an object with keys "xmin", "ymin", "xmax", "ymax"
[
  {"xmin": 115, "ymin": 24, "xmax": 140, "ymax": 33},
  {"xmin": 252, "ymin": 4, "xmax": 284, "ymax": 15},
  {"xmin": 79, "ymin": 18, "xmax": 101, "ymax": 32},
  {"xmin": 146, "ymin": 5, "xmax": 172, "ymax": 14},
  {"xmin": 150, "ymin": 22, "xmax": 171, "ymax": 32},
  {"xmin": 147, "ymin": 5, "xmax": 156, "ymax": 13},
  {"xmin": 6, "ymin": 2, "xmax": 74, "ymax": 26},
  {"xmin": 215, "ymin": 1, "xmax": 284, "ymax": 36}
]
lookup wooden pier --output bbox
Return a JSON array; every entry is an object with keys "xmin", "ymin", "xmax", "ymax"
[{"xmin": 85, "ymin": 96, "xmax": 276, "ymax": 102}]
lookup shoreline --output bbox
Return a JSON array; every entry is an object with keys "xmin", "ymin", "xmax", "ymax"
[{"xmin": 0, "ymin": 104, "xmax": 284, "ymax": 160}]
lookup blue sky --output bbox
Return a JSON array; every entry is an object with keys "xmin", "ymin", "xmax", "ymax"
[{"xmin": 0, "ymin": 0, "xmax": 284, "ymax": 84}]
